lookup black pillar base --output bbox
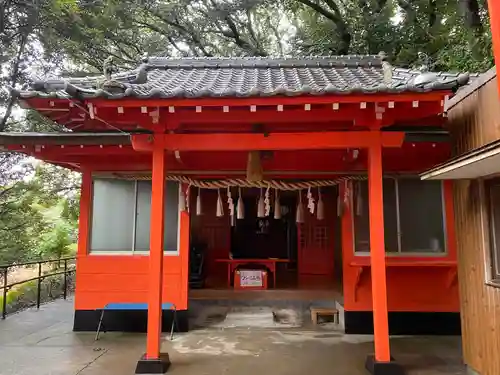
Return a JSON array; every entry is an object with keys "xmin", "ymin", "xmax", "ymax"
[
  {"xmin": 365, "ymin": 355, "xmax": 405, "ymax": 375},
  {"xmin": 135, "ymin": 353, "xmax": 170, "ymax": 374}
]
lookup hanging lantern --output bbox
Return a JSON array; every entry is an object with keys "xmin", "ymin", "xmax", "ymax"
[
  {"xmin": 216, "ymin": 189, "xmax": 224, "ymax": 217},
  {"xmin": 237, "ymin": 187, "xmax": 245, "ymax": 219},
  {"xmin": 274, "ymin": 189, "xmax": 281, "ymax": 220},
  {"xmin": 307, "ymin": 186, "xmax": 315, "ymax": 214},
  {"xmin": 264, "ymin": 186, "xmax": 271, "ymax": 217},
  {"xmin": 179, "ymin": 184, "xmax": 186, "ymax": 212},
  {"xmin": 296, "ymin": 190, "xmax": 304, "ymax": 223},
  {"xmin": 317, "ymin": 187, "xmax": 324, "ymax": 220},
  {"xmin": 355, "ymin": 181, "xmax": 363, "ymax": 216},
  {"xmin": 257, "ymin": 188, "xmax": 265, "ymax": 218},
  {"xmin": 246, "ymin": 151, "xmax": 263, "ymax": 181},
  {"xmin": 196, "ymin": 187, "xmax": 202, "ymax": 216}
]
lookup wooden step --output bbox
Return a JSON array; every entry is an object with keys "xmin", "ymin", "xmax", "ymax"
[{"xmin": 310, "ymin": 307, "xmax": 339, "ymax": 325}]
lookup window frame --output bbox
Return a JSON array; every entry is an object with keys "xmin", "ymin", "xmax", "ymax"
[
  {"xmin": 88, "ymin": 178, "xmax": 180, "ymax": 256},
  {"xmin": 352, "ymin": 177, "xmax": 448, "ymax": 257},
  {"xmin": 483, "ymin": 178, "xmax": 500, "ymax": 286}
]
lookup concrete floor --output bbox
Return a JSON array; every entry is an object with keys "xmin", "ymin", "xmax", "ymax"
[{"xmin": 0, "ymin": 299, "xmax": 466, "ymax": 375}]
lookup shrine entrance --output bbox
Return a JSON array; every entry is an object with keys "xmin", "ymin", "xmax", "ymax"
[{"xmin": 188, "ymin": 183, "xmax": 339, "ymax": 294}]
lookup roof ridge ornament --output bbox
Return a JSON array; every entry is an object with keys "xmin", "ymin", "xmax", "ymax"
[
  {"xmin": 378, "ymin": 52, "xmax": 393, "ymax": 85},
  {"xmin": 103, "ymin": 56, "xmax": 117, "ymax": 80}
]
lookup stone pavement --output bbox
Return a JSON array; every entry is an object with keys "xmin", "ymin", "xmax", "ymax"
[{"xmin": 0, "ymin": 299, "xmax": 466, "ymax": 375}]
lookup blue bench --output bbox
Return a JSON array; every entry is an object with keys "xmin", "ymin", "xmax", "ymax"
[{"xmin": 95, "ymin": 302, "xmax": 177, "ymax": 341}]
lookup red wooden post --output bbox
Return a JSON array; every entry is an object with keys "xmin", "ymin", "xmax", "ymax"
[
  {"xmin": 147, "ymin": 141, "xmax": 166, "ymax": 359},
  {"xmin": 489, "ymin": 0, "xmax": 500, "ymax": 94},
  {"xmin": 137, "ymin": 135, "xmax": 170, "ymax": 374},
  {"xmin": 77, "ymin": 168, "xmax": 92, "ymax": 257},
  {"xmin": 74, "ymin": 168, "xmax": 92, "ymax": 312},
  {"xmin": 367, "ymin": 137, "xmax": 391, "ymax": 363}
]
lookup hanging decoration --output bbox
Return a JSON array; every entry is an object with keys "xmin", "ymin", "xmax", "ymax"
[
  {"xmin": 336, "ymin": 188, "xmax": 343, "ymax": 217},
  {"xmin": 227, "ymin": 187, "xmax": 234, "ymax": 217},
  {"xmin": 115, "ymin": 174, "xmax": 367, "ymax": 191},
  {"xmin": 216, "ymin": 189, "xmax": 224, "ymax": 217},
  {"xmin": 179, "ymin": 185, "xmax": 186, "ymax": 212},
  {"xmin": 246, "ymin": 151, "xmax": 263, "ymax": 181},
  {"xmin": 196, "ymin": 187, "xmax": 202, "ymax": 216},
  {"xmin": 230, "ymin": 213, "xmax": 236, "ymax": 227},
  {"xmin": 257, "ymin": 188, "xmax": 265, "ymax": 218},
  {"xmin": 274, "ymin": 189, "xmax": 281, "ymax": 220},
  {"xmin": 185, "ymin": 185, "xmax": 190, "ymax": 213},
  {"xmin": 264, "ymin": 186, "xmax": 271, "ymax": 217},
  {"xmin": 296, "ymin": 190, "xmax": 304, "ymax": 223},
  {"xmin": 237, "ymin": 187, "xmax": 245, "ymax": 220},
  {"xmin": 307, "ymin": 187, "xmax": 315, "ymax": 214},
  {"xmin": 317, "ymin": 187, "xmax": 324, "ymax": 221},
  {"xmin": 344, "ymin": 180, "xmax": 351, "ymax": 208},
  {"xmin": 111, "ymin": 173, "xmax": 373, "ymax": 222}
]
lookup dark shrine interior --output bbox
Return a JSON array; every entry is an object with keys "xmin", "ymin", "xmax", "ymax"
[{"xmin": 230, "ymin": 193, "xmax": 298, "ymax": 263}]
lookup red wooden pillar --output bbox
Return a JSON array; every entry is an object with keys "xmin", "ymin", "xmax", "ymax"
[
  {"xmin": 136, "ymin": 136, "xmax": 170, "ymax": 374},
  {"xmin": 75, "ymin": 168, "xmax": 92, "ymax": 311},
  {"xmin": 77, "ymin": 168, "xmax": 92, "ymax": 257},
  {"xmin": 365, "ymin": 135, "xmax": 403, "ymax": 374},
  {"xmin": 488, "ymin": 0, "xmax": 500, "ymax": 94}
]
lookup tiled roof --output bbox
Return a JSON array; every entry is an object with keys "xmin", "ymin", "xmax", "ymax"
[{"xmin": 18, "ymin": 56, "xmax": 471, "ymax": 100}]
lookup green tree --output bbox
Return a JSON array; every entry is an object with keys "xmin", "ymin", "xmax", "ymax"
[{"xmin": 34, "ymin": 0, "xmax": 494, "ymax": 73}]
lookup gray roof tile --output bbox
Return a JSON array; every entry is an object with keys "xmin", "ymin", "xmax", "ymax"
[{"xmin": 19, "ymin": 56, "xmax": 471, "ymax": 100}]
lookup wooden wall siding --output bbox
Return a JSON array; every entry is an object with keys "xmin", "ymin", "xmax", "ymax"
[{"xmin": 448, "ymin": 76, "xmax": 500, "ymax": 375}]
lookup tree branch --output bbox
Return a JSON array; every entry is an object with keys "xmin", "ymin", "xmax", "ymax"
[
  {"xmin": 294, "ymin": 0, "xmax": 351, "ymax": 54},
  {"xmin": 461, "ymin": 0, "xmax": 484, "ymax": 34}
]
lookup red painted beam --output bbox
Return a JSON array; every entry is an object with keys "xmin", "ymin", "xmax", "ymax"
[
  {"xmin": 131, "ymin": 132, "xmax": 405, "ymax": 152},
  {"xmin": 489, "ymin": 0, "xmax": 500, "ymax": 95},
  {"xmin": 86, "ymin": 92, "xmax": 450, "ymax": 108},
  {"xmin": 172, "ymin": 106, "xmax": 375, "ymax": 124}
]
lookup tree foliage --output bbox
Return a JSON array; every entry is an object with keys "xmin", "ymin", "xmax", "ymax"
[
  {"xmin": 33, "ymin": 0, "xmax": 494, "ymax": 74},
  {"xmin": 0, "ymin": 155, "xmax": 80, "ymax": 264}
]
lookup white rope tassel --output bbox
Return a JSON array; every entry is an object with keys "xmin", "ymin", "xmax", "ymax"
[
  {"xmin": 179, "ymin": 184, "xmax": 186, "ymax": 212},
  {"xmin": 216, "ymin": 189, "xmax": 224, "ymax": 217},
  {"xmin": 307, "ymin": 186, "xmax": 315, "ymax": 214},
  {"xmin": 296, "ymin": 190, "xmax": 304, "ymax": 223},
  {"xmin": 317, "ymin": 187, "xmax": 324, "ymax": 220},
  {"xmin": 264, "ymin": 186, "xmax": 271, "ymax": 217},
  {"xmin": 257, "ymin": 188, "xmax": 265, "ymax": 218},
  {"xmin": 274, "ymin": 189, "xmax": 281, "ymax": 220},
  {"xmin": 337, "ymin": 180, "xmax": 350, "ymax": 217},
  {"xmin": 237, "ymin": 187, "xmax": 245, "ymax": 219},
  {"xmin": 227, "ymin": 187, "xmax": 234, "ymax": 217},
  {"xmin": 196, "ymin": 187, "xmax": 202, "ymax": 216},
  {"xmin": 186, "ymin": 185, "xmax": 190, "ymax": 213},
  {"xmin": 230, "ymin": 213, "xmax": 236, "ymax": 227}
]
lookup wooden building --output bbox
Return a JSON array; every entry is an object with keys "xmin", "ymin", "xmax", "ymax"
[
  {"xmin": 1, "ymin": 55, "xmax": 470, "ymax": 374},
  {"xmin": 421, "ymin": 68, "xmax": 500, "ymax": 375}
]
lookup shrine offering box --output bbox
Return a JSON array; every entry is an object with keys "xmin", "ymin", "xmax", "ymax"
[{"xmin": 234, "ymin": 269, "xmax": 268, "ymax": 290}]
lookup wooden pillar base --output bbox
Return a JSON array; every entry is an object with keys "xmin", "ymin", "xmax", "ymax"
[
  {"xmin": 135, "ymin": 353, "xmax": 171, "ymax": 374},
  {"xmin": 365, "ymin": 355, "xmax": 405, "ymax": 375}
]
